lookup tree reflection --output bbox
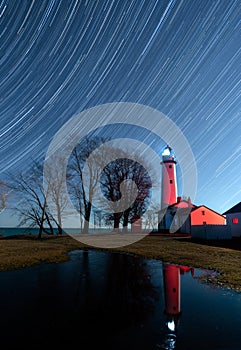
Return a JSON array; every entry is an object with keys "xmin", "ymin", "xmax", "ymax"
[
  {"xmin": 105, "ymin": 253, "xmax": 159, "ymax": 326},
  {"xmin": 73, "ymin": 250, "xmax": 159, "ymax": 340}
]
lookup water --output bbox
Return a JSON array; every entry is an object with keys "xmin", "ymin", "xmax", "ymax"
[
  {"xmin": 0, "ymin": 227, "xmax": 117, "ymax": 237},
  {"xmin": 0, "ymin": 227, "xmax": 41, "ymax": 237},
  {"xmin": 0, "ymin": 249, "xmax": 240, "ymax": 349}
]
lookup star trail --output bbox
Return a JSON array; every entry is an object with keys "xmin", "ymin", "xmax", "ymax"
[{"xmin": 0, "ymin": 0, "xmax": 240, "ymax": 226}]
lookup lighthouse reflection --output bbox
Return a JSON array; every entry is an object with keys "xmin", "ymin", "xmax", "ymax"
[{"xmin": 160, "ymin": 263, "xmax": 195, "ymax": 349}]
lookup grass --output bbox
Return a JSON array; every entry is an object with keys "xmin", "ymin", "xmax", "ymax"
[{"xmin": 0, "ymin": 233, "xmax": 241, "ymax": 291}]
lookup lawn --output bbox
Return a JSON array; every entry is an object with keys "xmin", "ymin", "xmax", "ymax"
[{"xmin": 0, "ymin": 233, "xmax": 240, "ymax": 291}]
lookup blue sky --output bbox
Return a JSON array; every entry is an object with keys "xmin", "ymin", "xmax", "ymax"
[{"xmin": 0, "ymin": 0, "xmax": 240, "ymax": 227}]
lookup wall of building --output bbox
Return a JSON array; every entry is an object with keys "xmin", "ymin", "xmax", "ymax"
[
  {"xmin": 190, "ymin": 206, "xmax": 226, "ymax": 226},
  {"xmin": 179, "ymin": 217, "xmax": 191, "ymax": 234},
  {"xmin": 225, "ymin": 212, "xmax": 241, "ymax": 237},
  {"xmin": 191, "ymin": 224, "xmax": 231, "ymax": 240},
  {"xmin": 158, "ymin": 209, "xmax": 174, "ymax": 231}
]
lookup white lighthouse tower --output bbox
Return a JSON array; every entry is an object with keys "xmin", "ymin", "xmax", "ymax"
[{"xmin": 161, "ymin": 145, "xmax": 177, "ymax": 209}]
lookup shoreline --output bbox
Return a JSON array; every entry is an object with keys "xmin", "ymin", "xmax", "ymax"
[{"xmin": 0, "ymin": 233, "xmax": 241, "ymax": 292}]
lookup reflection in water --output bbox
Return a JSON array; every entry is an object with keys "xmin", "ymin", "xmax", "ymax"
[
  {"xmin": 0, "ymin": 250, "xmax": 159, "ymax": 349},
  {"xmin": 0, "ymin": 250, "xmax": 240, "ymax": 349},
  {"xmin": 77, "ymin": 249, "xmax": 159, "ymax": 330},
  {"xmin": 160, "ymin": 263, "xmax": 194, "ymax": 350}
]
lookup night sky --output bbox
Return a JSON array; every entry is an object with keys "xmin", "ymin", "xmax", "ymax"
[{"xmin": 0, "ymin": 0, "xmax": 240, "ymax": 226}]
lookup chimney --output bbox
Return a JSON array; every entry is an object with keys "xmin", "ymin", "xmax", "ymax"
[{"xmin": 177, "ymin": 196, "xmax": 181, "ymax": 203}]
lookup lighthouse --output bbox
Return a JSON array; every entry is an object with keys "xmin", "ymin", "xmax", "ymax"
[
  {"xmin": 161, "ymin": 145, "xmax": 177, "ymax": 208},
  {"xmin": 160, "ymin": 263, "xmax": 194, "ymax": 348}
]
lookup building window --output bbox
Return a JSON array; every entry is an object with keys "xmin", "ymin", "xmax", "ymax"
[
  {"xmin": 169, "ymin": 165, "xmax": 172, "ymax": 168},
  {"xmin": 202, "ymin": 210, "xmax": 205, "ymax": 215},
  {"xmin": 170, "ymin": 180, "xmax": 173, "ymax": 184},
  {"xmin": 203, "ymin": 221, "xmax": 206, "ymax": 225},
  {"xmin": 232, "ymin": 218, "xmax": 239, "ymax": 224}
]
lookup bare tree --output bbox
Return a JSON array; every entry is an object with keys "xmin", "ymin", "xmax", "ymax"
[
  {"xmin": 43, "ymin": 155, "xmax": 70, "ymax": 235},
  {"xmin": 67, "ymin": 137, "xmax": 110, "ymax": 233},
  {"xmin": 143, "ymin": 208, "xmax": 159, "ymax": 230},
  {"xmin": 67, "ymin": 137, "xmax": 158, "ymax": 233},
  {"xmin": 7, "ymin": 163, "xmax": 53, "ymax": 238},
  {"xmin": 7, "ymin": 159, "xmax": 69, "ymax": 238},
  {"xmin": 100, "ymin": 154, "xmax": 153, "ymax": 232},
  {"xmin": 0, "ymin": 181, "xmax": 8, "ymax": 213}
]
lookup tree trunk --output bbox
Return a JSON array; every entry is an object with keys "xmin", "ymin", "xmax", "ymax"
[
  {"xmin": 83, "ymin": 202, "xmax": 92, "ymax": 233},
  {"xmin": 80, "ymin": 215, "xmax": 83, "ymax": 232},
  {"xmin": 38, "ymin": 197, "xmax": 47, "ymax": 239},
  {"xmin": 122, "ymin": 210, "xmax": 130, "ymax": 232},
  {"xmin": 57, "ymin": 224, "xmax": 63, "ymax": 235},
  {"xmin": 83, "ymin": 219, "xmax": 90, "ymax": 233},
  {"xmin": 113, "ymin": 213, "xmax": 121, "ymax": 232},
  {"xmin": 57, "ymin": 207, "xmax": 62, "ymax": 235},
  {"xmin": 45, "ymin": 212, "xmax": 54, "ymax": 234}
]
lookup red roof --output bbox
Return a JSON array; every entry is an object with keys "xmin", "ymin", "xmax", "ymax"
[
  {"xmin": 157, "ymin": 199, "xmax": 196, "ymax": 213},
  {"xmin": 191, "ymin": 205, "xmax": 226, "ymax": 218},
  {"xmin": 158, "ymin": 201, "xmax": 225, "ymax": 218}
]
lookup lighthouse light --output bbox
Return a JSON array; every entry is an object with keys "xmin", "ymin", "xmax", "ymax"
[
  {"xmin": 167, "ymin": 320, "xmax": 175, "ymax": 332},
  {"xmin": 162, "ymin": 147, "xmax": 171, "ymax": 156}
]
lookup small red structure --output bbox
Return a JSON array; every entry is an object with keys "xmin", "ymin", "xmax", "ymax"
[{"xmin": 131, "ymin": 216, "xmax": 142, "ymax": 233}]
